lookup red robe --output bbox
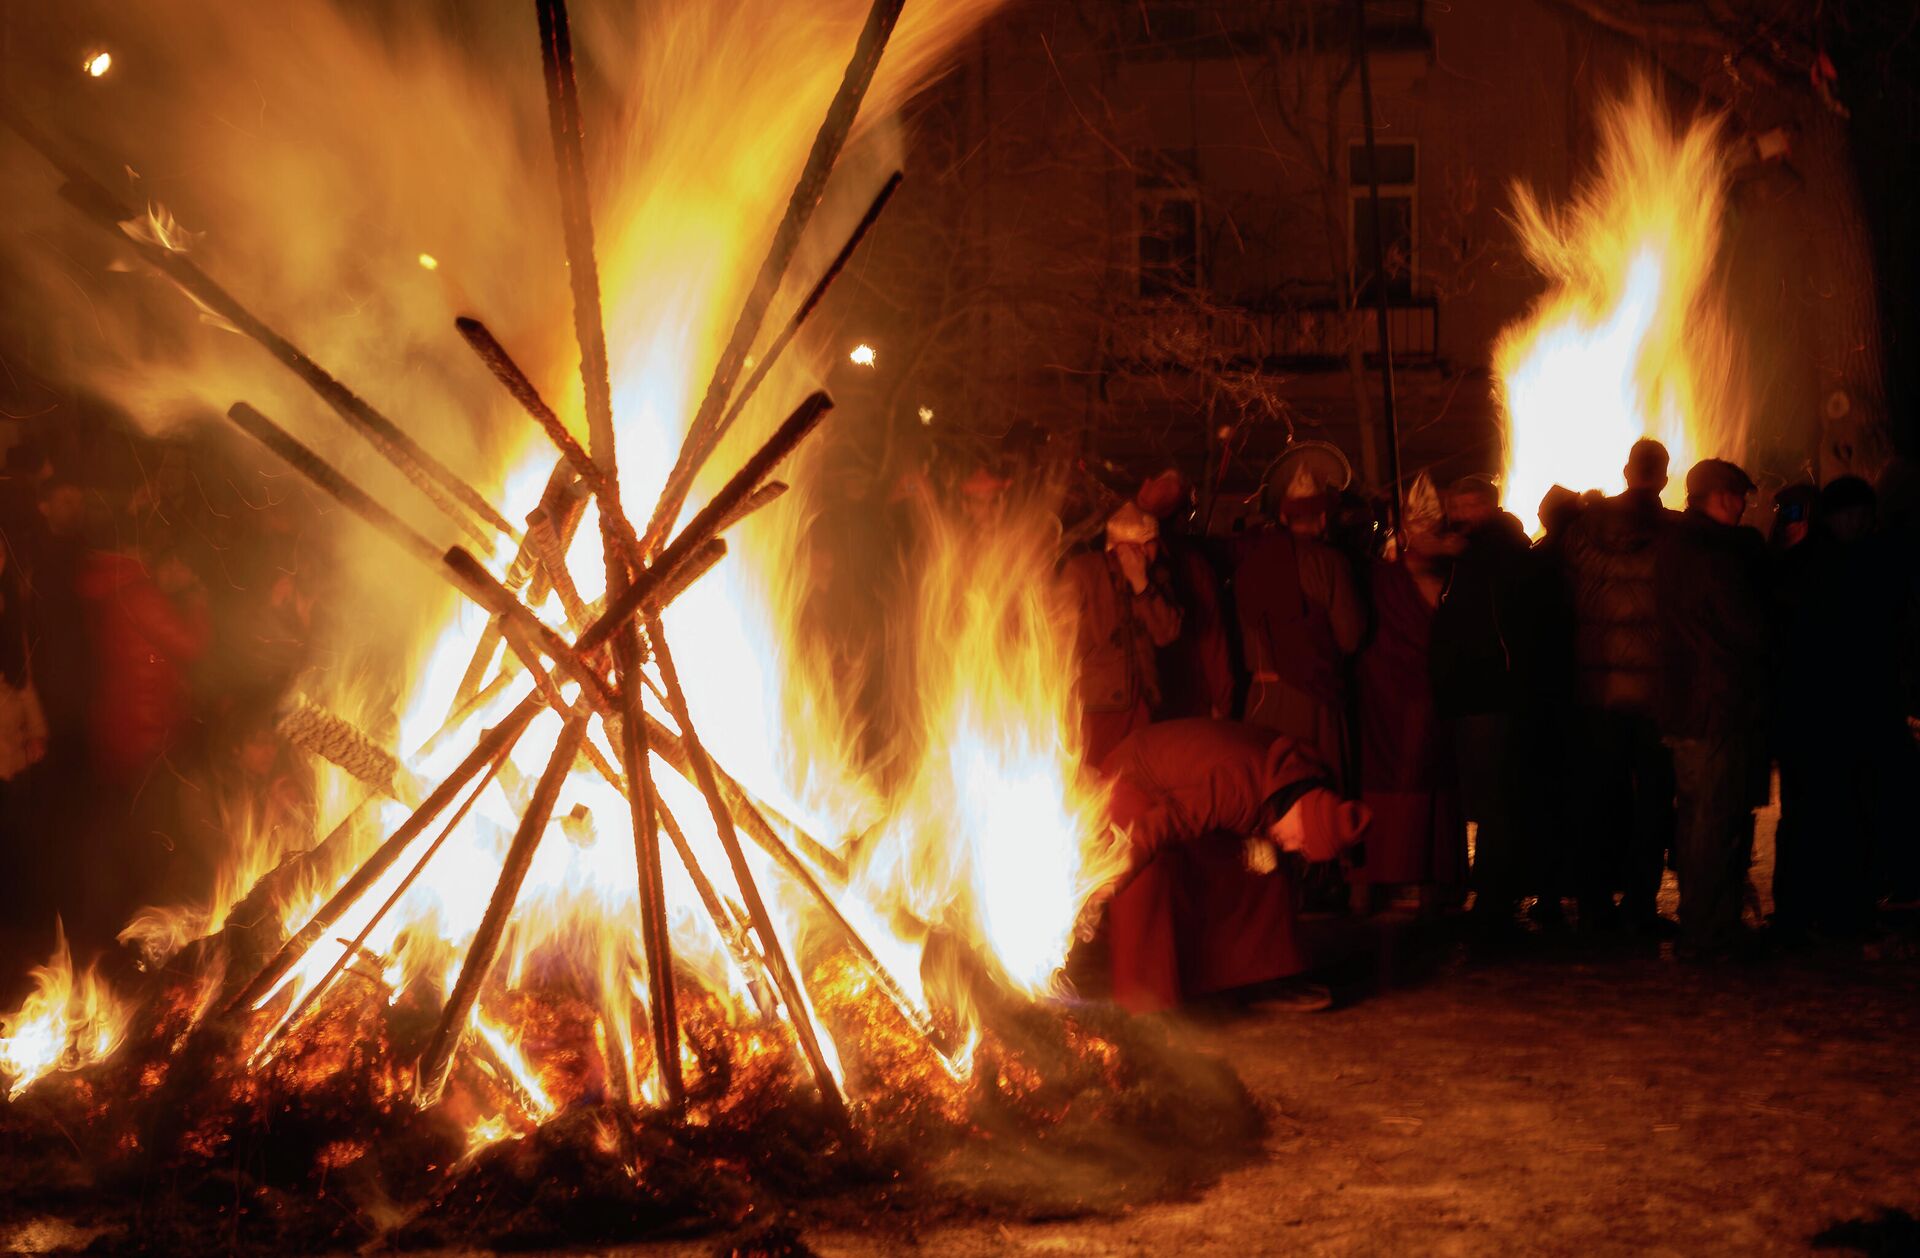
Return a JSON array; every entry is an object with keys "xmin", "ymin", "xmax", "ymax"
[
  {"xmin": 1355, "ymin": 559, "xmax": 1466, "ymax": 888},
  {"xmin": 1230, "ymin": 529, "xmax": 1364, "ymax": 788},
  {"xmin": 1060, "ymin": 549, "xmax": 1182, "ymax": 765},
  {"xmin": 77, "ymin": 552, "xmax": 208, "ymax": 784},
  {"xmin": 1099, "ymin": 720, "xmax": 1329, "ymax": 1012}
]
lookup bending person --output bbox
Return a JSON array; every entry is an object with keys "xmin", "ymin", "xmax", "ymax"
[{"xmin": 1084, "ymin": 719, "xmax": 1370, "ymax": 1012}]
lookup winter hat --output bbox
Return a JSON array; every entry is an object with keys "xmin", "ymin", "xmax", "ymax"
[
  {"xmin": 1105, "ymin": 501, "xmax": 1159, "ymax": 549},
  {"xmin": 1287, "ymin": 788, "xmax": 1371, "ymax": 863}
]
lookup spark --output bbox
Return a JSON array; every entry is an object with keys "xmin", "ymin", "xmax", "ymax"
[
  {"xmin": 417, "ymin": 253, "xmax": 439, "ymax": 271},
  {"xmin": 917, "ymin": 406, "xmax": 934, "ymax": 425},
  {"xmin": 83, "ymin": 51, "xmax": 112, "ymax": 78},
  {"xmin": 849, "ymin": 343, "xmax": 876, "ymax": 367}
]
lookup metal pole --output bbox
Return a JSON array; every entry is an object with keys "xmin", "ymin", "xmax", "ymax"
[{"xmin": 1351, "ymin": 0, "xmax": 1406, "ymax": 534}]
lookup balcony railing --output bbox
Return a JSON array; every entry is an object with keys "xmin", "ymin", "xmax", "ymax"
[
  {"xmin": 1116, "ymin": 1, "xmax": 1430, "ymax": 59},
  {"xmin": 1114, "ymin": 295, "xmax": 1439, "ymax": 372}
]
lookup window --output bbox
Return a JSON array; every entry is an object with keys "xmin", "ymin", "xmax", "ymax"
[
  {"xmin": 1349, "ymin": 140, "xmax": 1416, "ymax": 302},
  {"xmin": 1137, "ymin": 154, "xmax": 1202, "ymax": 297}
]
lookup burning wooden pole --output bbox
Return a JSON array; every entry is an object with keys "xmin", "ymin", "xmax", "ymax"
[
  {"xmin": 535, "ymin": 0, "xmax": 684, "ymax": 1112},
  {"xmin": 417, "ymin": 713, "xmax": 588, "ymax": 1106},
  {"xmin": 451, "ymin": 463, "xmax": 586, "ymax": 717},
  {"xmin": 642, "ymin": 0, "xmax": 908, "ymax": 555},
  {"xmin": 647, "ymin": 622, "xmax": 845, "ymax": 1117},
  {"xmin": 0, "ymin": 103, "xmax": 516, "ymax": 550},
  {"xmin": 662, "ymin": 172, "xmax": 902, "ymax": 527},
  {"xmin": 258, "ymin": 739, "xmax": 515, "ymax": 1060},
  {"xmin": 225, "ymin": 400, "xmax": 618, "ymax": 713},
  {"xmin": 224, "ymin": 689, "xmax": 546, "ymax": 1017},
  {"xmin": 454, "ymin": 316, "xmax": 645, "ymax": 571},
  {"xmin": 578, "ymin": 391, "xmax": 832, "ymax": 658},
  {"xmin": 653, "ymin": 798, "xmax": 774, "ymax": 1019}
]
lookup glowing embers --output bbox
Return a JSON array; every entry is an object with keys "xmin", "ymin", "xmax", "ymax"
[{"xmin": 1494, "ymin": 76, "xmax": 1750, "ymax": 532}]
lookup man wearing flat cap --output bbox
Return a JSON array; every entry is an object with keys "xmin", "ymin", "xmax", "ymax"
[{"xmin": 1655, "ymin": 457, "xmax": 1770, "ymax": 958}]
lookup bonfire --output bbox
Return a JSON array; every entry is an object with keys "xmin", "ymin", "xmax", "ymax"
[{"xmin": 0, "ymin": 2, "xmax": 1254, "ymax": 1250}]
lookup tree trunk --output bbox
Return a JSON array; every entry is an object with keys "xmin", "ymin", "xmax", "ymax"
[{"xmin": 1797, "ymin": 107, "xmax": 1890, "ymax": 482}]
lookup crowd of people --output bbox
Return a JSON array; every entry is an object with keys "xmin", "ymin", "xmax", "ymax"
[{"xmin": 1061, "ymin": 438, "xmax": 1919, "ymax": 1011}]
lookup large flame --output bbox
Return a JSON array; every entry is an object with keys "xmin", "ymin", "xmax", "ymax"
[
  {"xmin": 1495, "ymin": 76, "xmax": 1750, "ymax": 532},
  {"xmin": 0, "ymin": 0, "xmax": 1127, "ymax": 1133}
]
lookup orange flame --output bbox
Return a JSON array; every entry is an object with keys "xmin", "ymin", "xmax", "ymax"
[
  {"xmin": 0, "ymin": 924, "xmax": 131, "ymax": 1099},
  {"xmin": 1495, "ymin": 76, "xmax": 1749, "ymax": 532},
  {"xmin": 1, "ymin": 0, "xmax": 1129, "ymax": 1121}
]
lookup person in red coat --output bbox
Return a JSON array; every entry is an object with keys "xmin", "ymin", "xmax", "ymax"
[
  {"xmin": 1230, "ymin": 466, "xmax": 1366, "ymax": 788},
  {"xmin": 1060, "ymin": 502, "xmax": 1183, "ymax": 766},
  {"xmin": 1355, "ymin": 476, "xmax": 1468, "ymax": 911},
  {"xmin": 78, "ymin": 544, "xmax": 209, "ymax": 785},
  {"xmin": 1087, "ymin": 719, "xmax": 1370, "ymax": 1012},
  {"xmin": 1136, "ymin": 470, "xmax": 1234, "ymax": 721}
]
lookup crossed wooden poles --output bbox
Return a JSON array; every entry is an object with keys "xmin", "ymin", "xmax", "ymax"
[{"xmin": 3, "ymin": 0, "xmax": 929, "ymax": 1121}]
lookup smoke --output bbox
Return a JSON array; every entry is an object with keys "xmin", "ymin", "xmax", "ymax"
[{"xmin": 0, "ymin": 0, "xmax": 1001, "ymax": 727}]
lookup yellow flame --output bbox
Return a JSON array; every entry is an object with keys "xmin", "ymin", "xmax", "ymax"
[
  {"xmin": 2, "ymin": 0, "xmax": 1137, "ymax": 1122},
  {"xmin": 0, "ymin": 925, "xmax": 131, "ymax": 1099},
  {"xmin": 472, "ymin": 1013, "xmax": 557, "ymax": 1120},
  {"xmin": 1495, "ymin": 76, "xmax": 1749, "ymax": 532}
]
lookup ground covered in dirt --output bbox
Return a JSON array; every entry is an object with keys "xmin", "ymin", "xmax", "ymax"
[{"xmin": 577, "ymin": 932, "xmax": 1920, "ymax": 1258}]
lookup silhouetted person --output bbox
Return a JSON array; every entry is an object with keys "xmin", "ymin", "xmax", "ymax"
[
  {"xmin": 1429, "ymin": 474, "xmax": 1541, "ymax": 938},
  {"xmin": 1527, "ymin": 484, "xmax": 1587, "ymax": 926},
  {"xmin": 1773, "ymin": 476, "xmax": 1916, "ymax": 938},
  {"xmin": 1559, "ymin": 439, "xmax": 1679, "ymax": 932},
  {"xmin": 1655, "ymin": 459, "xmax": 1769, "ymax": 958}
]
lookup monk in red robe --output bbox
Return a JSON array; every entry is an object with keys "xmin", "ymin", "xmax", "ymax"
[
  {"xmin": 1087, "ymin": 719, "xmax": 1370, "ymax": 1012},
  {"xmin": 1135, "ymin": 470, "xmax": 1234, "ymax": 722},
  {"xmin": 1231, "ymin": 466, "xmax": 1365, "ymax": 787},
  {"xmin": 1355, "ymin": 479, "xmax": 1467, "ymax": 911},
  {"xmin": 1060, "ymin": 502, "xmax": 1183, "ymax": 765}
]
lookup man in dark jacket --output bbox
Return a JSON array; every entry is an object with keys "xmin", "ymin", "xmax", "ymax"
[
  {"xmin": 1655, "ymin": 459, "xmax": 1770, "ymax": 958},
  {"xmin": 1429, "ymin": 475, "xmax": 1541, "ymax": 936},
  {"xmin": 1559, "ymin": 439, "xmax": 1679, "ymax": 931}
]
